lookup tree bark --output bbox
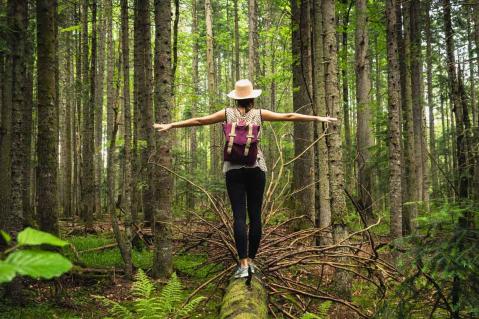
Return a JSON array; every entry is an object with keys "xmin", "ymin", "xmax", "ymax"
[
  {"xmin": 397, "ymin": 1, "xmax": 416, "ymax": 234},
  {"xmin": 7, "ymin": 0, "xmax": 28, "ymax": 234},
  {"xmin": 386, "ymin": 0, "xmax": 403, "ymax": 239},
  {"xmin": 355, "ymin": 0, "xmax": 374, "ymax": 225},
  {"xmin": 205, "ymin": 0, "xmax": 220, "ymax": 178},
  {"xmin": 134, "ymin": 0, "xmax": 154, "ymax": 225},
  {"xmin": 291, "ymin": 0, "xmax": 315, "ymax": 230},
  {"xmin": 234, "ymin": 0, "xmax": 240, "ymax": 81},
  {"xmin": 312, "ymin": 0, "xmax": 332, "ymax": 244},
  {"xmin": 322, "ymin": 0, "xmax": 352, "ymax": 302},
  {"xmin": 187, "ymin": 0, "xmax": 199, "ymax": 209},
  {"xmin": 425, "ymin": 0, "xmax": 437, "ymax": 197},
  {"xmin": 81, "ymin": 0, "xmax": 96, "ymax": 231},
  {"xmin": 248, "ymin": 0, "xmax": 259, "ymax": 83},
  {"xmin": 37, "ymin": 0, "xmax": 59, "ymax": 234},
  {"xmin": 219, "ymin": 276, "xmax": 268, "ymax": 319},
  {"xmin": 443, "ymin": 0, "xmax": 469, "ymax": 199},
  {"xmin": 94, "ymin": 0, "xmax": 105, "ymax": 218},
  {"xmin": 106, "ymin": 0, "xmax": 115, "ymax": 216},
  {"xmin": 152, "ymin": 0, "xmax": 174, "ymax": 279},
  {"xmin": 121, "ymin": 0, "xmax": 133, "ymax": 226},
  {"xmin": 409, "ymin": 0, "xmax": 427, "ymax": 208}
]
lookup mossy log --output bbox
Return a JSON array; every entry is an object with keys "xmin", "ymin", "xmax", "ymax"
[{"xmin": 219, "ymin": 275, "xmax": 269, "ymax": 319}]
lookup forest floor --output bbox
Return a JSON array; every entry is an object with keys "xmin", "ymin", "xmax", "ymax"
[{"xmin": 0, "ymin": 219, "xmax": 225, "ymax": 319}]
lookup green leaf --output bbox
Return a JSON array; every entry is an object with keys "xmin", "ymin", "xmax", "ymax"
[
  {"xmin": 5, "ymin": 250, "xmax": 72, "ymax": 279},
  {"xmin": 0, "ymin": 230, "xmax": 11, "ymax": 243},
  {"xmin": 0, "ymin": 261, "xmax": 17, "ymax": 283},
  {"xmin": 17, "ymin": 227, "xmax": 69, "ymax": 247}
]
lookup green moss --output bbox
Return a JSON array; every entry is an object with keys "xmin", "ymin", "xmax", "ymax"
[
  {"xmin": 173, "ymin": 253, "xmax": 223, "ymax": 279},
  {"xmin": 219, "ymin": 277, "xmax": 268, "ymax": 319}
]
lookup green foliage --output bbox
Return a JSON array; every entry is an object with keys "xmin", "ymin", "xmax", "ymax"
[
  {"xmin": 378, "ymin": 204, "xmax": 479, "ymax": 318},
  {"xmin": 95, "ymin": 269, "xmax": 206, "ymax": 319},
  {"xmin": 0, "ymin": 228, "xmax": 72, "ymax": 283},
  {"xmin": 300, "ymin": 301, "xmax": 332, "ymax": 319}
]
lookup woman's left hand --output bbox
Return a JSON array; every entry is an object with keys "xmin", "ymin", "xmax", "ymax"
[{"xmin": 317, "ymin": 116, "xmax": 337, "ymax": 123}]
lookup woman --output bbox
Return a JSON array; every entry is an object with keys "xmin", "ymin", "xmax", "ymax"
[{"xmin": 154, "ymin": 79, "xmax": 336, "ymax": 279}]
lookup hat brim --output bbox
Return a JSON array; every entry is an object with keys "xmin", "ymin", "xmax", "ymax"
[{"xmin": 227, "ymin": 89, "xmax": 262, "ymax": 100}]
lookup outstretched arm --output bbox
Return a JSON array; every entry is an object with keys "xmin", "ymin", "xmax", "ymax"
[
  {"xmin": 153, "ymin": 109, "xmax": 226, "ymax": 132},
  {"xmin": 260, "ymin": 109, "xmax": 337, "ymax": 123}
]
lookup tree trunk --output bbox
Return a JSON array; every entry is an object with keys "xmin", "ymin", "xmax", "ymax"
[
  {"xmin": 37, "ymin": 0, "xmax": 59, "ymax": 234},
  {"xmin": 312, "ymin": 0, "xmax": 332, "ymax": 244},
  {"xmin": 219, "ymin": 276, "xmax": 268, "ymax": 319},
  {"xmin": 409, "ymin": 0, "xmax": 427, "ymax": 208},
  {"xmin": 355, "ymin": 0, "xmax": 374, "ymax": 225},
  {"xmin": 121, "ymin": 0, "xmax": 133, "ymax": 227},
  {"xmin": 340, "ymin": 0, "xmax": 352, "ymax": 189},
  {"xmin": 7, "ymin": 0, "xmax": 28, "ymax": 234},
  {"xmin": 106, "ymin": 0, "xmax": 115, "ymax": 216},
  {"xmin": 248, "ymin": 0, "xmax": 259, "ymax": 84},
  {"xmin": 234, "ymin": 0, "xmax": 240, "ymax": 81},
  {"xmin": 134, "ymin": 0, "xmax": 154, "ymax": 225},
  {"xmin": 81, "ymin": 0, "xmax": 96, "ymax": 231},
  {"xmin": 205, "ymin": 0, "xmax": 219, "ymax": 178},
  {"xmin": 386, "ymin": 0, "xmax": 403, "ymax": 240},
  {"xmin": 64, "ymin": 29, "xmax": 73, "ymax": 218},
  {"xmin": 291, "ymin": 0, "xmax": 315, "ymax": 230},
  {"xmin": 152, "ymin": 0, "xmax": 174, "ymax": 279},
  {"xmin": 0, "ymin": 0, "xmax": 12, "ymax": 230},
  {"xmin": 187, "ymin": 0, "xmax": 199, "ymax": 209},
  {"xmin": 443, "ymin": 0, "xmax": 469, "ymax": 199},
  {"xmin": 425, "ymin": 0, "xmax": 437, "ymax": 197},
  {"xmin": 397, "ymin": 1, "xmax": 416, "ymax": 234},
  {"xmin": 322, "ymin": 0, "xmax": 352, "ymax": 303},
  {"xmin": 94, "ymin": 0, "xmax": 105, "ymax": 218}
]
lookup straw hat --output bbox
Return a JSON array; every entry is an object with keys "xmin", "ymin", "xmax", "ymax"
[{"xmin": 227, "ymin": 79, "xmax": 262, "ymax": 100}]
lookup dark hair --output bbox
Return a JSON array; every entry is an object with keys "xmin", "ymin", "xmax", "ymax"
[{"xmin": 236, "ymin": 98, "xmax": 254, "ymax": 112}]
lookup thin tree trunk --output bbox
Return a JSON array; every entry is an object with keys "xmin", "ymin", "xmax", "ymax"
[
  {"xmin": 341, "ymin": 0, "xmax": 352, "ymax": 189},
  {"xmin": 0, "ymin": 0, "xmax": 12, "ymax": 230},
  {"xmin": 355, "ymin": 0, "xmax": 374, "ymax": 225},
  {"xmin": 234, "ymin": 0, "xmax": 240, "ymax": 81},
  {"xmin": 64, "ymin": 29, "xmax": 73, "ymax": 218},
  {"xmin": 248, "ymin": 0, "xmax": 259, "ymax": 83},
  {"xmin": 409, "ymin": 0, "xmax": 427, "ymax": 208},
  {"xmin": 386, "ymin": 0, "xmax": 403, "ymax": 240},
  {"xmin": 425, "ymin": 0, "xmax": 437, "ymax": 197},
  {"xmin": 37, "ymin": 0, "xmax": 59, "ymax": 234},
  {"xmin": 187, "ymin": 0, "xmax": 199, "ymax": 209},
  {"xmin": 121, "ymin": 0, "xmax": 133, "ymax": 227},
  {"xmin": 312, "ymin": 0, "xmax": 332, "ymax": 244},
  {"xmin": 8, "ymin": 0, "xmax": 28, "ymax": 234},
  {"xmin": 397, "ymin": 1, "xmax": 416, "ymax": 234},
  {"xmin": 81, "ymin": 0, "xmax": 95, "ymax": 231},
  {"xmin": 290, "ymin": 0, "xmax": 315, "ymax": 230},
  {"xmin": 94, "ymin": 0, "xmax": 105, "ymax": 218},
  {"xmin": 205, "ymin": 0, "xmax": 219, "ymax": 178},
  {"xmin": 152, "ymin": 0, "xmax": 174, "ymax": 279},
  {"xmin": 322, "ymin": 0, "xmax": 352, "ymax": 303},
  {"xmin": 106, "ymin": 0, "xmax": 115, "ymax": 216},
  {"xmin": 135, "ymin": 0, "xmax": 154, "ymax": 225}
]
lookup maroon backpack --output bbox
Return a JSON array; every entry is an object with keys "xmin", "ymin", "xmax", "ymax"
[{"xmin": 222, "ymin": 108, "xmax": 261, "ymax": 166}]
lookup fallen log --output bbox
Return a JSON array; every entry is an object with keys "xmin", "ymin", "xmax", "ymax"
[{"xmin": 219, "ymin": 273, "xmax": 269, "ymax": 319}]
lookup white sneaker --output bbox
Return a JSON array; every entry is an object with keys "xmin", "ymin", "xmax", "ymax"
[
  {"xmin": 249, "ymin": 261, "xmax": 258, "ymax": 274},
  {"xmin": 233, "ymin": 265, "xmax": 249, "ymax": 278}
]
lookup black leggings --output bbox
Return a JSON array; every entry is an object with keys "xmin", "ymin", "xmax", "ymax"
[{"xmin": 225, "ymin": 167, "xmax": 266, "ymax": 260}]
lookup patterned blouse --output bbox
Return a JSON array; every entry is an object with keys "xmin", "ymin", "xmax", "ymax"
[{"xmin": 222, "ymin": 107, "xmax": 268, "ymax": 173}]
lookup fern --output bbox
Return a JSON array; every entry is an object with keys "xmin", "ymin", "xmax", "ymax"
[
  {"xmin": 98, "ymin": 269, "xmax": 205, "ymax": 319},
  {"xmin": 93, "ymin": 295, "xmax": 134, "ymax": 319},
  {"xmin": 300, "ymin": 301, "xmax": 332, "ymax": 319}
]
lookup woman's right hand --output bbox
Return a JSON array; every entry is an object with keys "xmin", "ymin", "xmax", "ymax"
[{"xmin": 153, "ymin": 123, "xmax": 173, "ymax": 132}]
